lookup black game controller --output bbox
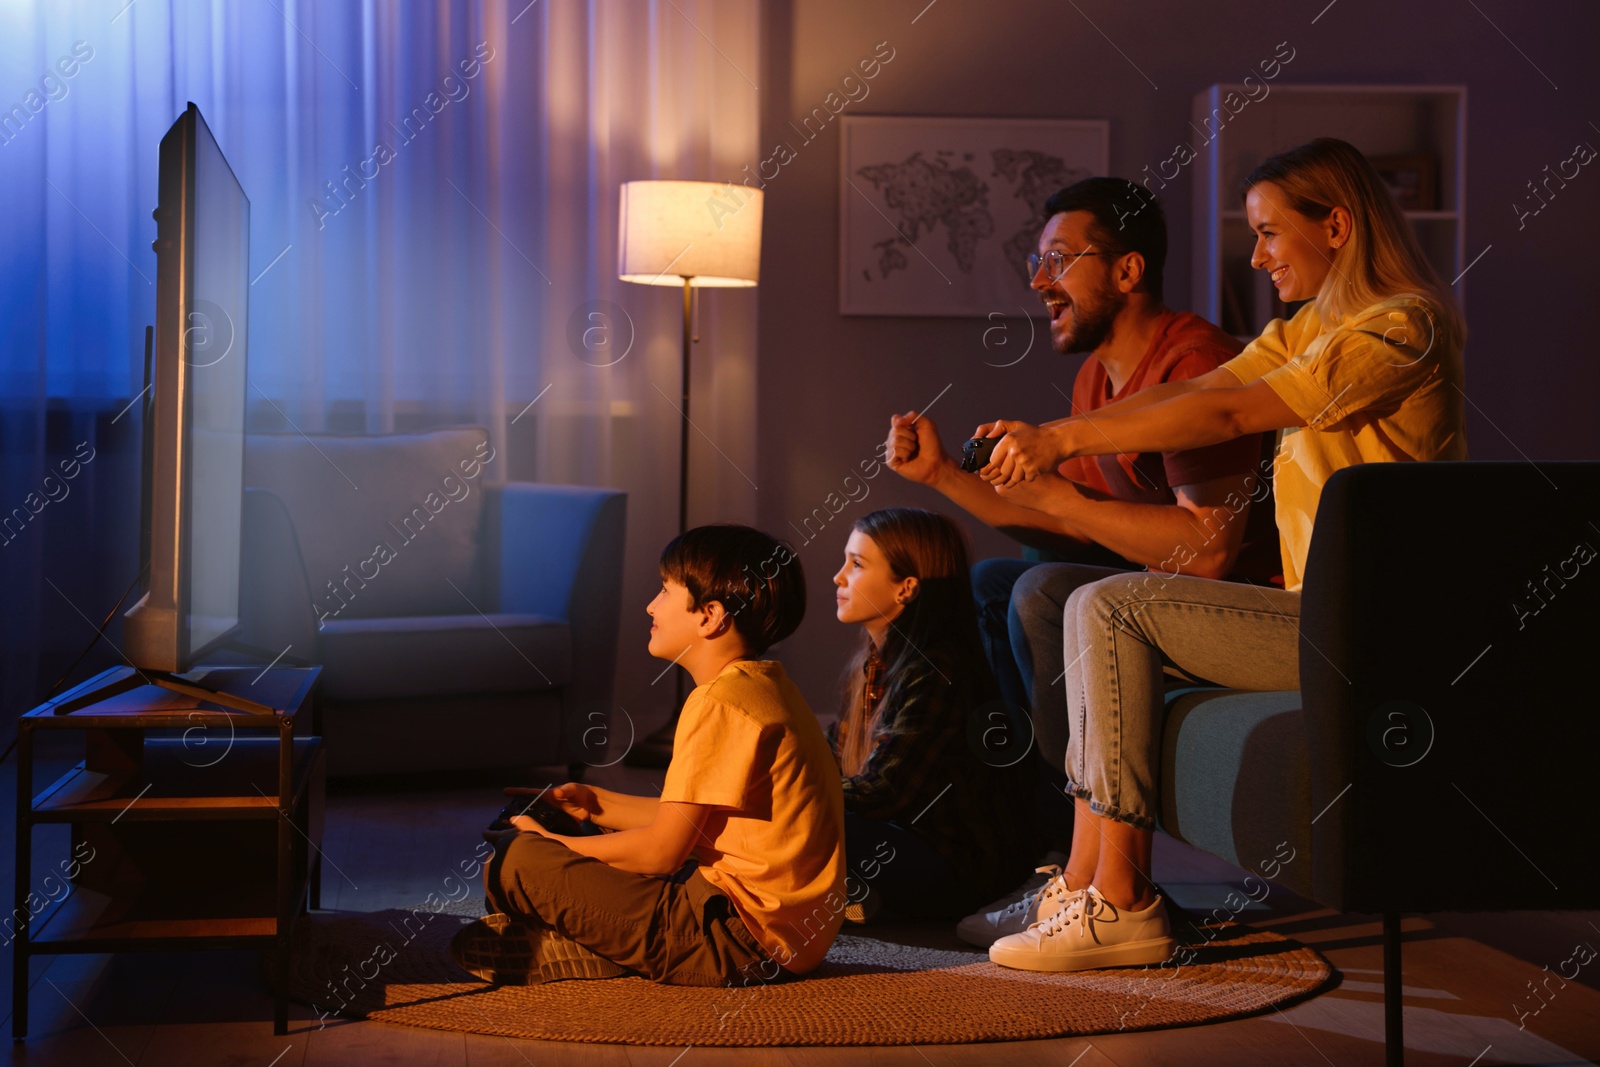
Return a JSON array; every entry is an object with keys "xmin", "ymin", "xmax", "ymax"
[
  {"xmin": 488, "ymin": 793, "xmax": 587, "ymax": 836},
  {"xmin": 960, "ymin": 435, "xmax": 1001, "ymax": 473}
]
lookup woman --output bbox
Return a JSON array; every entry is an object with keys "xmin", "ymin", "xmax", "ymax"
[
  {"xmin": 829, "ymin": 507, "xmax": 1039, "ymax": 920},
  {"xmin": 974, "ymin": 137, "xmax": 1466, "ymax": 971}
]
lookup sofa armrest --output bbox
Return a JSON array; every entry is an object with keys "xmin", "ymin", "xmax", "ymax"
[
  {"xmin": 485, "ymin": 483, "xmax": 628, "ymax": 761},
  {"xmin": 1299, "ymin": 461, "xmax": 1600, "ymax": 913}
]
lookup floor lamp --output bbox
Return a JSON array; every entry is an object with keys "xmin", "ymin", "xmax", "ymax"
[{"xmin": 617, "ymin": 180, "xmax": 763, "ymax": 757}]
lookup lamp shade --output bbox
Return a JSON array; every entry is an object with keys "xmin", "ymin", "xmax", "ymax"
[{"xmin": 617, "ymin": 180, "xmax": 762, "ymax": 287}]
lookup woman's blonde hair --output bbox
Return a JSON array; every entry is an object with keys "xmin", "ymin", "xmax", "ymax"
[{"xmin": 1244, "ymin": 137, "xmax": 1465, "ymax": 347}]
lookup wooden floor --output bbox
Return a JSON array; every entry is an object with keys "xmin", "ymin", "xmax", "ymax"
[{"xmin": 4, "ymin": 731, "xmax": 1598, "ymax": 1067}]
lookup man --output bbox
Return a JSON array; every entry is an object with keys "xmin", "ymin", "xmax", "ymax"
[{"xmin": 884, "ymin": 178, "xmax": 1279, "ymax": 938}]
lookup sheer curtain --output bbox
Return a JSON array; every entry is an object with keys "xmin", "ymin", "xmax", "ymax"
[{"xmin": 0, "ymin": 0, "xmax": 761, "ymax": 728}]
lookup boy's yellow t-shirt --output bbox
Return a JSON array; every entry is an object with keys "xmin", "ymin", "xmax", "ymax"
[
  {"xmin": 660, "ymin": 658, "xmax": 846, "ymax": 975},
  {"xmin": 1219, "ymin": 296, "xmax": 1467, "ymax": 591}
]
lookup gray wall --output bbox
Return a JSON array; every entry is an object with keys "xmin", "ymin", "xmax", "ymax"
[{"xmin": 753, "ymin": 0, "xmax": 1600, "ymax": 711}]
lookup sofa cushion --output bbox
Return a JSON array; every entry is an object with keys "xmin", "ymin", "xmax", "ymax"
[
  {"xmin": 245, "ymin": 428, "xmax": 496, "ymax": 620},
  {"xmin": 316, "ymin": 613, "xmax": 571, "ymax": 701},
  {"xmin": 1159, "ymin": 688, "xmax": 1315, "ymax": 900}
]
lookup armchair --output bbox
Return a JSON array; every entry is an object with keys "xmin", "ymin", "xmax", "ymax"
[
  {"xmin": 234, "ymin": 427, "xmax": 627, "ymax": 778},
  {"xmin": 1156, "ymin": 461, "xmax": 1600, "ymax": 1065}
]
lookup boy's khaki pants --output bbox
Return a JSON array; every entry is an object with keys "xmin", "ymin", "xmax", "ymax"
[{"xmin": 485, "ymin": 830, "xmax": 779, "ymax": 986}]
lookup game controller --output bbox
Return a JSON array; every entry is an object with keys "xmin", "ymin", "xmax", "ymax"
[
  {"xmin": 487, "ymin": 793, "xmax": 588, "ymax": 836},
  {"xmin": 960, "ymin": 435, "xmax": 1001, "ymax": 473}
]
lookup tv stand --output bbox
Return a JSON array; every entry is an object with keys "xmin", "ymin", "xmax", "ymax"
[
  {"xmin": 12, "ymin": 665, "xmax": 323, "ymax": 1039},
  {"xmin": 217, "ymin": 637, "xmax": 315, "ymax": 666},
  {"xmin": 48, "ymin": 665, "xmax": 277, "ymax": 717}
]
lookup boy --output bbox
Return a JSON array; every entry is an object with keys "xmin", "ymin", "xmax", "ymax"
[{"xmin": 452, "ymin": 524, "xmax": 847, "ymax": 986}]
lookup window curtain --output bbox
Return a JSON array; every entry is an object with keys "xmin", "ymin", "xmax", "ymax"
[{"xmin": 0, "ymin": 0, "xmax": 761, "ymax": 728}]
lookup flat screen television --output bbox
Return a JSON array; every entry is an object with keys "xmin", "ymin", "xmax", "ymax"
[{"xmin": 120, "ymin": 103, "xmax": 252, "ymax": 685}]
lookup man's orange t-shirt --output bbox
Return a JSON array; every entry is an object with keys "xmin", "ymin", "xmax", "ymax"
[
  {"xmin": 1060, "ymin": 310, "xmax": 1281, "ymax": 584},
  {"xmin": 661, "ymin": 659, "xmax": 847, "ymax": 975}
]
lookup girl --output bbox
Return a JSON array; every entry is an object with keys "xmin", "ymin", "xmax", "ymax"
[
  {"xmin": 829, "ymin": 507, "xmax": 1039, "ymax": 920},
  {"xmin": 975, "ymin": 137, "xmax": 1466, "ymax": 970}
]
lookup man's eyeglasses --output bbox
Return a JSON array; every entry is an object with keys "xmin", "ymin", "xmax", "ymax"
[{"xmin": 1027, "ymin": 249, "xmax": 1116, "ymax": 281}]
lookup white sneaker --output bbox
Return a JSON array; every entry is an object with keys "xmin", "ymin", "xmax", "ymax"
[
  {"xmin": 955, "ymin": 852, "xmax": 1075, "ymax": 948},
  {"xmin": 988, "ymin": 884, "xmax": 1175, "ymax": 972},
  {"xmin": 961, "ymin": 855, "xmax": 1059, "ymax": 923}
]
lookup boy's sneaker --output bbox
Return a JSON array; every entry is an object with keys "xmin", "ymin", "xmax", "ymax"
[
  {"xmin": 449, "ymin": 913, "xmax": 628, "ymax": 984},
  {"xmin": 843, "ymin": 884, "xmax": 883, "ymax": 925},
  {"xmin": 955, "ymin": 852, "xmax": 1072, "ymax": 947},
  {"xmin": 988, "ymin": 885, "xmax": 1175, "ymax": 972}
]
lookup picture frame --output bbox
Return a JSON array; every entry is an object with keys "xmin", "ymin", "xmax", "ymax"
[
  {"xmin": 838, "ymin": 116, "xmax": 1110, "ymax": 317},
  {"xmin": 1368, "ymin": 153, "xmax": 1439, "ymax": 212}
]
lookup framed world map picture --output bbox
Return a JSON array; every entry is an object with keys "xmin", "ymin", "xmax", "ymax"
[{"xmin": 839, "ymin": 116, "xmax": 1109, "ymax": 316}]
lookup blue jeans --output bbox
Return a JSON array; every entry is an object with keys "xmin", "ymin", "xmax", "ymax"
[
  {"xmin": 1061, "ymin": 572, "xmax": 1302, "ymax": 829},
  {"xmin": 970, "ymin": 554, "xmax": 1130, "ymax": 770}
]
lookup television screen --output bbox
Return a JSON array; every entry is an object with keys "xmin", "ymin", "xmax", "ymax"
[
  {"xmin": 184, "ymin": 111, "xmax": 249, "ymax": 657},
  {"xmin": 124, "ymin": 103, "xmax": 249, "ymax": 673}
]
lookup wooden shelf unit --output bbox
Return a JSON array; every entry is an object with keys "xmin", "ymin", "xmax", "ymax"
[
  {"xmin": 29, "ymin": 881, "xmax": 285, "ymax": 948},
  {"xmin": 12, "ymin": 666, "xmax": 324, "ymax": 1039}
]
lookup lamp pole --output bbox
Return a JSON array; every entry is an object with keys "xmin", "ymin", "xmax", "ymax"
[
  {"xmin": 615, "ymin": 179, "xmax": 762, "ymax": 767},
  {"xmin": 675, "ymin": 275, "xmax": 695, "ymax": 709},
  {"xmin": 679, "ymin": 276, "xmax": 693, "ymax": 536}
]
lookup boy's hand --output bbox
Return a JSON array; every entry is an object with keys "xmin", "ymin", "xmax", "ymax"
[
  {"xmin": 507, "ymin": 783, "xmax": 598, "ymax": 823},
  {"xmin": 507, "ymin": 814, "xmax": 552, "ymax": 836}
]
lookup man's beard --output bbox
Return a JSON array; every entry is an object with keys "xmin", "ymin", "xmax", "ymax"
[{"xmin": 1058, "ymin": 285, "xmax": 1126, "ymax": 355}]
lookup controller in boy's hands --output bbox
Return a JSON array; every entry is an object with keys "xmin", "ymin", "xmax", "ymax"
[
  {"xmin": 487, "ymin": 793, "xmax": 587, "ymax": 836},
  {"xmin": 960, "ymin": 435, "xmax": 1001, "ymax": 473}
]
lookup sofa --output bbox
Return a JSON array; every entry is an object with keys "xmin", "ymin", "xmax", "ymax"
[
  {"xmin": 1156, "ymin": 461, "xmax": 1600, "ymax": 1065},
  {"xmin": 233, "ymin": 426, "xmax": 627, "ymax": 778}
]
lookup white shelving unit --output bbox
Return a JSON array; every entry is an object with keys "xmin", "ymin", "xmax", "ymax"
[{"xmin": 1189, "ymin": 84, "xmax": 1467, "ymax": 338}]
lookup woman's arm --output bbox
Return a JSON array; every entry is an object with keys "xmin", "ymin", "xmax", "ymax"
[
  {"xmin": 1023, "ymin": 370, "xmax": 1229, "ymax": 432},
  {"xmin": 984, "ymin": 378, "xmax": 1303, "ymax": 488}
]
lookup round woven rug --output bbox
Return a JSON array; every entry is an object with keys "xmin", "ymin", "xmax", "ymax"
[{"xmin": 284, "ymin": 902, "xmax": 1334, "ymax": 1045}]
